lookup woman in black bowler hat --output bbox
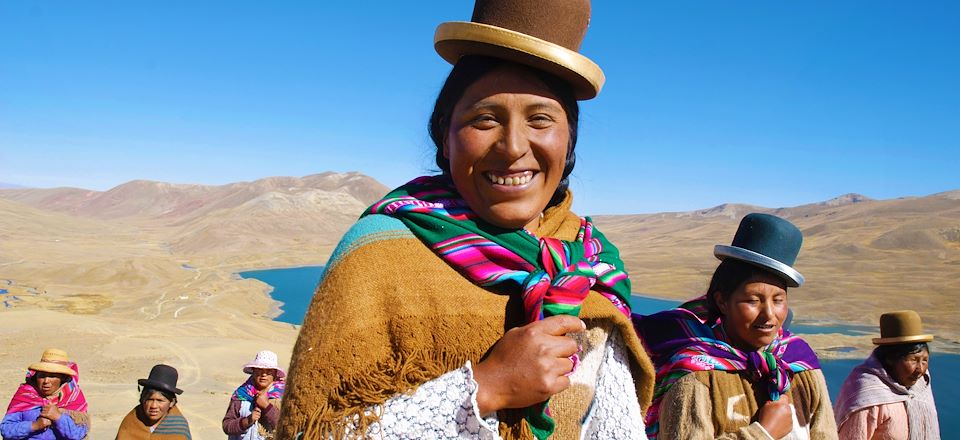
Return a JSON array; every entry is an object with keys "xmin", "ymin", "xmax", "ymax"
[
  {"xmin": 635, "ymin": 213, "xmax": 838, "ymax": 439},
  {"xmin": 114, "ymin": 364, "xmax": 192, "ymax": 439}
]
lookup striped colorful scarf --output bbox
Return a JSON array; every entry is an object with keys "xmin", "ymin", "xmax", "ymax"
[
  {"xmin": 231, "ymin": 378, "xmax": 285, "ymax": 402},
  {"xmin": 5, "ymin": 362, "xmax": 88, "ymax": 415},
  {"xmin": 365, "ymin": 175, "xmax": 632, "ymax": 440},
  {"xmin": 633, "ymin": 295, "xmax": 820, "ymax": 440},
  {"xmin": 116, "ymin": 405, "xmax": 192, "ymax": 440}
]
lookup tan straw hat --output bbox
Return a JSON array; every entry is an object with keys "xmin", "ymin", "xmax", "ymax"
[
  {"xmin": 434, "ymin": 0, "xmax": 605, "ymax": 100},
  {"xmin": 872, "ymin": 310, "xmax": 934, "ymax": 345},
  {"xmin": 28, "ymin": 348, "xmax": 77, "ymax": 377}
]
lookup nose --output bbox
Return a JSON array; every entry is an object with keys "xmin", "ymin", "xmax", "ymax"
[
  {"xmin": 758, "ymin": 300, "xmax": 774, "ymax": 320},
  {"xmin": 496, "ymin": 121, "xmax": 529, "ymax": 162}
]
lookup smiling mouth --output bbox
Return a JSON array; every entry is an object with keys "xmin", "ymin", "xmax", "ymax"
[
  {"xmin": 753, "ymin": 323, "xmax": 777, "ymax": 332},
  {"xmin": 485, "ymin": 171, "xmax": 534, "ymax": 186}
]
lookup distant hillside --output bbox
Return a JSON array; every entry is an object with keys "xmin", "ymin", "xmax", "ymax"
[
  {"xmin": 593, "ymin": 191, "xmax": 960, "ymax": 341},
  {"xmin": 0, "ymin": 172, "xmax": 390, "ymax": 257},
  {"xmin": 2, "ymin": 178, "xmax": 957, "ymax": 343},
  {"xmin": 0, "ymin": 182, "xmax": 25, "ymax": 189},
  {"xmin": 0, "ymin": 172, "xmax": 388, "ymax": 223}
]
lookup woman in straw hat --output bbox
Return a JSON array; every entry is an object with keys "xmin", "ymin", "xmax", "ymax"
[
  {"xmin": 277, "ymin": 1, "xmax": 655, "ymax": 438},
  {"xmin": 1, "ymin": 349, "xmax": 89, "ymax": 440},
  {"xmin": 834, "ymin": 310, "xmax": 940, "ymax": 439},
  {"xmin": 222, "ymin": 350, "xmax": 285, "ymax": 440},
  {"xmin": 115, "ymin": 364, "xmax": 191, "ymax": 440},
  {"xmin": 634, "ymin": 213, "xmax": 838, "ymax": 439}
]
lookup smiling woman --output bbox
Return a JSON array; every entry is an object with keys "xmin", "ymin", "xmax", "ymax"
[
  {"xmin": 276, "ymin": 1, "xmax": 656, "ymax": 439},
  {"xmin": 634, "ymin": 213, "xmax": 838, "ymax": 440},
  {"xmin": 433, "ymin": 57, "xmax": 578, "ymax": 233}
]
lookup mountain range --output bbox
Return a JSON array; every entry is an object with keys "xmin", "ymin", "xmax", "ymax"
[{"xmin": 1, "ymin": 174, "xmax": 957, "ymax": 343}]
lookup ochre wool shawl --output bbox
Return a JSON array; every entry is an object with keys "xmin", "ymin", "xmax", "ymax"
[
  {"xmin": 115, "ymin": 406, "xmax": 191, "ymax": 440},
  {"xmin": 277, "ymin": 189, "xmax": 654, "ymax": 439},
  {"xmin": 834, "ymin": 351, "xmax": 940, "ymax": 440}
]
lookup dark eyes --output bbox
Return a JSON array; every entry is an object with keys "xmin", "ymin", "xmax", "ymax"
[
  {"xmin": 469, "ymin": 114, "xmax": 498, "ymax": 129},
  {"xmin": 466, "ymin": 113, "xmax": 557, "ymax": 129}
]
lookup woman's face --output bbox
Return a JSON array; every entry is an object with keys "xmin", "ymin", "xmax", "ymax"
[
  {"xmin": 889, "ymin": 349, "xmax": 929, "ymax": 388},
  {"xmin": 715, "ymin": 272, "xmax": 789, "ymax": 351},
  {"xmin": 141, "ymin": 391, "xmax": 173, "ymax": 424},
  {"xmin": 445, "ymin": 64, "xmax": 570, "ymax": 231},
  {"xmin": 34, "ymin": 371, "xmax": 65, "ymax": 398},
  {"xmin": 251, "ymin": 368, "xmax": 276, "ymax": 390}
]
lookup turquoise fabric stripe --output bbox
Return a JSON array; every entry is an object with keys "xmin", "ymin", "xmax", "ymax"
[{"xmin": 321, "ymin": 214, "xmax": 412, "ymax": 279}]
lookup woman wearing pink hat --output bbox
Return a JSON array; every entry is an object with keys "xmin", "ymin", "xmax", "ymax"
[
  {"xmin": 1, "ymin": 348, "xmax": 89, "ymax": 440},
  {"xmin": 222, "ymin": 350, "xmax": 285, "ymax": 440}
]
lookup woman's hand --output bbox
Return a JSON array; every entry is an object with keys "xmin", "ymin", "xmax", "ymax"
[
  {"xmin": 255, "ymin": 390, "xmax": 270, "ymax": 410},
  {"xmin": 31, "ymin": 416, "xmax": 52, "ymax": 432},
  {"xmin": 246, "ymin": 406, "xmax": 261, "ymax": 431},
  {"xmin": 757, "ymin": 394, "xmax": 793, "ymax": 439},
  {"xmin": 473, "ymin": 315, "xmax": 584, "ymax": 416},
  {"xmin": 39, "ymin": 404, "xmax": 62, "ymax": 422}
]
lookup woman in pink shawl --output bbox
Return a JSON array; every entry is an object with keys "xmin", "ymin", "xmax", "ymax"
[
  {"xmin": 1, "ymin": 348, "xmax": 89, "ymax": 440},
  {"xmin": 835, "ymin": 310, "xmax": 940, "ymax": 440}
]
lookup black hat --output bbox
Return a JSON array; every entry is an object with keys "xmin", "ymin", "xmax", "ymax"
[
  {"xmin": 138, "ymin": 364, "xmax": 183, "ymax": 395},
  {"xmin": 714, "ymin": 213, "xmax": 805, "ymax": 287}
]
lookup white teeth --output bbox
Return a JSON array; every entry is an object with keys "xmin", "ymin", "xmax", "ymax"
[{"xmin": 486, "ymin": 172, "xmax": 532, "ymax": 186}]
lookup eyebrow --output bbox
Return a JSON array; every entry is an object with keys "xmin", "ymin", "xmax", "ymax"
[{"xmin": 463, "ymin": 100, "xmax": 565, "ymax": 114}]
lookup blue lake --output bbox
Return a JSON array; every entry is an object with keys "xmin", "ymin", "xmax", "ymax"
[
  {"xmin": 241, "ymin": 266, "xmax": 955, "ymax": 431},
  {"xmin": 239, "ymin": 266, "xmax": 325, "ymax": 325}
]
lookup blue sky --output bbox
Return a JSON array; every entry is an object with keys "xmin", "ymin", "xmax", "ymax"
[{"xmin": 1, "ymin": 1, "xmax": 957, "ymax": 214}]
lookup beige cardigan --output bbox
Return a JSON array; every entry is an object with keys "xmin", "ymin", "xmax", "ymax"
[{"xmin": 658, "ymin": 369, "xmax": 838, "ymax": 440}]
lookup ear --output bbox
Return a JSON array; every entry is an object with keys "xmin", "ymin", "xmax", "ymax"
[{"xmin": 712, "ymin": 291, "xmax": 728, "ymax": 317}]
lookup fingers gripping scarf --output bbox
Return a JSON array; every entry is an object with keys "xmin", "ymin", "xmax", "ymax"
[
  {"xmin": 365, "ymin": 175, "xmax": 632, "ymax": 439},
  {"xmin": 633, "ymin": 296, "xmax": 820, "ymax": 440}
]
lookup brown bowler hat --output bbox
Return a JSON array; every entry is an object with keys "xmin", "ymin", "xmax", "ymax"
[
  {"xmin": 872, "ymin": 310, "xmax": 934, "ymax": 345},
  {"xmin": 434, "ymin": 0, "xmax": 605, "ymax": 100}
]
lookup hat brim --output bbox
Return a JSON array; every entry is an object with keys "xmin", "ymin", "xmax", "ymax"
[
  {"xmin": 872, "ymin": 334, "xmax": 934, "ymax": 345},
  {"xmin": 243, "ymin": 365, "xmax": 286, "ymax": 380},
  {"xmin": 435, "ymin": 21, "xmax": 604, "ymax": 100},
  {"xmin": 28, "ymin": 362, "xmax": 77, "ymax": 377},
  {"xmin": 138, "ymin": 379, "xmax": 183, "ymax": 395},
  {"xmin": 714, "ymin": 245, "xmax": 804, "ymax": 288}
]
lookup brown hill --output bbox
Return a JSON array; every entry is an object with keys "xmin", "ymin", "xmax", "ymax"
[
  {"xmin": 0, "ymin": 171, "xmax": 388, "ymax": 223},
  {"xmin": 593, "ymin": 191, "xmax": 960, "ymax": 344}
]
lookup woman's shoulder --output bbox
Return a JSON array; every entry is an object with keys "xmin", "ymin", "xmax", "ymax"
[{"xmin": 325, "ymin": 214, "xmax": 416, "ymax": 268}]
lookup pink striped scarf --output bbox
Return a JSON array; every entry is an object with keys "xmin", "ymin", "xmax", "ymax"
[{"xmin": 5, "ymin": 362, "xmax": 88, "ymax": 415}]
